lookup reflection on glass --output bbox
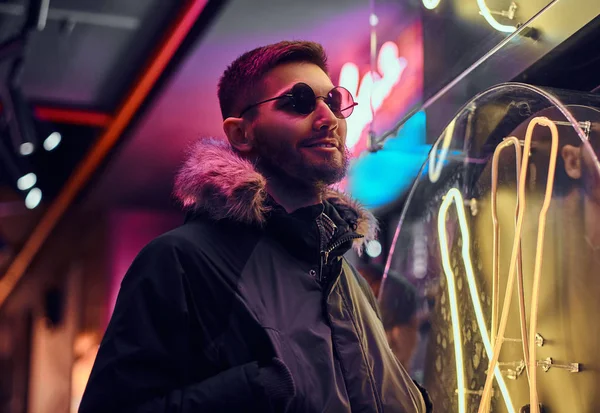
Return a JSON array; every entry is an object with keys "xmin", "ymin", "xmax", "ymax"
[
  {"xmin": 382, "ymin": 84, "xmax": 600, "ymax": 412},
  {"xmin": 420, "ymin": 0, "xmax": 554, "ymax": 105}
]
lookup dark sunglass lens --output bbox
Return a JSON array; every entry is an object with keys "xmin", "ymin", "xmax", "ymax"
[
  {"xmin": 328, "ymin": 86, "xmax": 355, "ymax": 119},
  {"xmin": 291, "ymin": 83, "xmax": 316, "ymax": 114},
  {"xmin": 327, "ymin": 89, "xmax": 343, "ymax": 113}
]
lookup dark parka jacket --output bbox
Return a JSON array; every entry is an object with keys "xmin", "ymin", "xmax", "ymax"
[{"xmin": 79, "ymin": 139, "xmax": 430, "ymax": 413}]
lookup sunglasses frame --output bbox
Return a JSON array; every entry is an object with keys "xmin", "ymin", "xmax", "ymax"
[{"xmin": 238, "ymin": 82, "xmax": 358, "ymax": 119}]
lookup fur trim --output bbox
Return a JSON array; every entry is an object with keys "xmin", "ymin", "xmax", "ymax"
[
  {"xmin": 174, "ymin": 138, "xmax": 270, "ymax": 225},
  {"xmin": 173, "ymin": 137, "xmax": 378, "ymax": 253}
]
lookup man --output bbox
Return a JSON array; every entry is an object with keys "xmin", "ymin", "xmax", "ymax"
[{"xmin": 80, "ymin": 41, "xmax": 431, "ymax": 412}]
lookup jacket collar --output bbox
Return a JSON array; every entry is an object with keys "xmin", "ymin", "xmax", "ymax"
[{"xmin": 173, "ymin": 137, "xmax": 378, "ymax": 255}]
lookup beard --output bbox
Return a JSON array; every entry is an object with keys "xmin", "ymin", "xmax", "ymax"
[{"xmin": 253, "ymin": 132, "xmax": 350, "ymax": 188}]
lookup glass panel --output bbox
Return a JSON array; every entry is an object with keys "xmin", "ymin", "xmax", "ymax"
[
  {"xmin": 420, "ymin": 0, "xmax": 555, "ymax": 104},
  {"xmin": 382, "ymin": 83, "xmax": 600, "ymax": 412}
]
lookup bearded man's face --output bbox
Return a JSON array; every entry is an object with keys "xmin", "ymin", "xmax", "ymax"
[{"xmin": 247, "ymin": 62, "xmax": 349, "ymax": 186}]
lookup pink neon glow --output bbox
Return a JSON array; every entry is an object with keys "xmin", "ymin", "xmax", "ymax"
[
  {"xmin": 339, "ymin": 41, "xmax": 407, "ymax": 151},
  {"xmin": 107, "ymin": 210, "xmax": 180, "ymax": 327}
]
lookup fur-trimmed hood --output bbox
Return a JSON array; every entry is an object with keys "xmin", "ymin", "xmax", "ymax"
[{"xmin": 173, "ymin": 138, "xmax": 378, "ymax": 254}]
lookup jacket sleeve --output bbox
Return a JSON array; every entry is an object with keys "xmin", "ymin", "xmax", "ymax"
[{"xmin": 79, "ymin": 238, "xmax": 294, "ymax": 413}]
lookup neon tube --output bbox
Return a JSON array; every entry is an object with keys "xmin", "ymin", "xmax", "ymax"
[
  {"xmin": 429, "ymin": 119, "xmax": 455, "ymax": 183},
  {"xmin": 527, "ymin": 119, "xmax": 558, "ymax": 413},
  {"xmin": 477, "ymin": 0, "xmax": 517, "ymax": 33},
  {"xmin": 478, "ymin": 117, "xmax": 558, "ymax": 413},
  {"xmin": 421, "ymin": 0, "xmax": 516, "ymax": 32},
  {"xmin": 438, "ymin": 188, "xmax": 515, "ymax": 413},
  {"xmin": 490, "ymin": 136, "xmax": 530, "ymax": 384},
  {"xmin": 339, "ymin": 42, "xmax": 407, "ymax": 151}
]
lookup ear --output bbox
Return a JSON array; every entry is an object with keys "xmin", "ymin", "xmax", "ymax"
[
  {"xmin": 223, "ymin": 117, "xmax": 253, "ymax": 154},
  {"xmin": 562, "ymin": 144, "xmax": 582, "ymax": 179}
]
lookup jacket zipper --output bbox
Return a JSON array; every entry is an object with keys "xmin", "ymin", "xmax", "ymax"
[
  {"xmin": 321, "ymin": 248, "xmax": 384, "ymax": 413},
  {"xmin": 315, "ymin": 216, "xmax": 384, "ymax": 411},
  {"xmin": 319, "ymin": 233, "xmax": 363, "ymax": 283}
]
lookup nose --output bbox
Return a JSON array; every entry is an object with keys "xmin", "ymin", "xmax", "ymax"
[{"xmin": 312, "ymin": 99, "xmax": 338, "ymax": 132}]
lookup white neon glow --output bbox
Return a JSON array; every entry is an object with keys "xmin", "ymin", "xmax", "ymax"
[
  {"xmin": 423, "ymin": 0, "xmax": 442, "ymax": 10},
  {"xmin": 17, "ymin": 172, "xmax": 37, "ymax": 191},
  {"xmin": 339, "ymin": 42, "xmax": 407, "ymax": 151},
  {"xmin": 477, "ymin": 0, "xmax": 517, "ymax": 33},
  {"xmin": 422, "ymin": 0, "xmax": 516, "ymax": 31},
  {"xmin": 412, "ymin": 224, "xmax": 428, "ymax": 279},
  {"xmin": 369, "ymin": 13, "xmax": 379, "ymax": 27},
  {"xmin": 428, "ymin": 119, "xmax": 455, "ymax": 183},
  {"xmin": 438, "ymin": 188, "xmax": 514, "ymax": 413},
  {"xmin": 44, "ymin": 132, "xmax": 62, "ymax": 151},
  {"xmin": 25, "ymin": 187, "xmax": 42, "ymax": 209},
  {"xmin": 365, "ymin": 240, "xmax": 383, "ymax": 258},
  {"xmin": 19, "ymin": 142, "xmax": 35, "ymax": 156}
]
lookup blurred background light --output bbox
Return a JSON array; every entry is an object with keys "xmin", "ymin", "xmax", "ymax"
[
  {"xmin": 347, "ymin": 111, "xmax": 430, "ymax": 209},
  {"xmin": 422, "ymin": 0, "xmax": 442, "ymax": 10},
  {"xmin": 25, "ymin": 187, "xmax": 42, "ymax": 209},
  {"xmin": 17, "ymin": 172, "xmax": 37, "ymax": 191},
  {"xmin": 366, "ymin": 239, "xmax": 383, "ymax": 258},
  {"xmin": 19, "ymin": 142, "xmax": 35, "ymax": 156},
  {"xmin": 43, "ymin": 132, "xmax": 61, "ymax": 151}
]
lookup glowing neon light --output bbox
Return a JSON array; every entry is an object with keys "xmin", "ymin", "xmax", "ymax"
[
  {"xmin": 438, "ymin": 188, "xmax": 515, "ymax": 413},
  {"xmin": 478, "ymin": 117, "xmax": 558, "ymax": 413},
  {"xmin": 422, "ymin": 0, "xmax": 441, "ymax": 10},
  {"xmin": 429, "ymin": 119, "xmax": 455, "ymax": 183},
  {"xmin": 422, "ymin": 0, "xmax": 516, "ymax": 32},
  {"xmin": 339, "ymin": 41, "xmax": 407, "ymax": 151},
  {"xmin": 526, "ymin": 119, "xmax": 558, "ymax": 413},
  {"xmin": 490, "ymin": 137, "xmax": 524, "ymax": 348},
  {"xmin": 477, "ymin": 0, "xmax": 517, "ymax": 33},
  {"xmin": 438, "ymin": 192, "xmax": 466, "ymax": 413}
]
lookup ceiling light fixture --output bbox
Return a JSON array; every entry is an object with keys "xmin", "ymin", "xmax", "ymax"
[
  {"xmin": 25, "ymin": 187, "xmax": 42, "ymax": 209},
  {"xmin": 17, "ymin": 172, "xmax": 37, "ymax": 191},
  {"xmin": 43, "ymin": 131, "xmax": 61, "ymax": 151},
  {"xmin": 19, "ymin": 141, "xmax": 35, "ymax": 155}
]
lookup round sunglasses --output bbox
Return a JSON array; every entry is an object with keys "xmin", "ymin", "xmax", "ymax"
[{"xmin": 238, "ymin": 82, "xmax": 358, "ymax": 119}]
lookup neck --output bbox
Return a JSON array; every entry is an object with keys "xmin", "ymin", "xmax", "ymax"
[{"xmin": 266, "ymin": 175, "xmax": 323, "ymax": 213}]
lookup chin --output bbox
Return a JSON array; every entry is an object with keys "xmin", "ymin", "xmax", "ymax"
[{"xmin": 309, "ymin": 167, "xmax": 347, "ymax": 186}]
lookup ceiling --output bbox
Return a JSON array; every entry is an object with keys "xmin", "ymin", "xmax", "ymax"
[{"xmin": 0, "ymin": 0, "xmax": 185, "ymax": 204}]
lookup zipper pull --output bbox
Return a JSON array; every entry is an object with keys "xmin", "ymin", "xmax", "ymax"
[
  {"xmin": 318, "ymin": 250, "xmax": 329, "ymax": 284},
  {"xmin": 321, "ymin": 250, "xmax": 330, "ymax": 266}
]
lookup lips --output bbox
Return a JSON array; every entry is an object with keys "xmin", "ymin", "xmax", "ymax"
[{"xmin": 300, "ymin": 137, "xmax": 339, "ymax": 149}]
